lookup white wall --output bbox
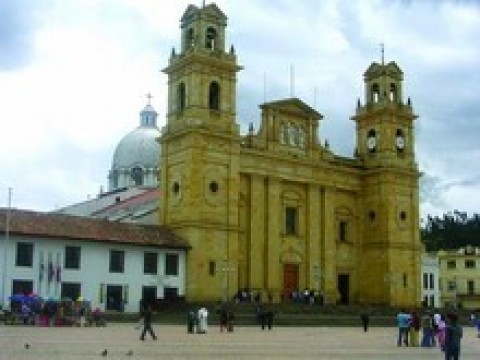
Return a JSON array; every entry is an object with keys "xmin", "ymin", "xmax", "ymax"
[{"xmin": 0, "ymin": 234, "xmax": 186, "ymax": 313}]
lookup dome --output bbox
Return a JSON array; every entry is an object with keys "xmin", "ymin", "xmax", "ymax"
[
  {"xmin": 112, "ymin": 126, "xmax": 160, "ymax": 170},
  {"xmin": 108, "ymin": 98, "xmax": 161, "ymax": 191}
]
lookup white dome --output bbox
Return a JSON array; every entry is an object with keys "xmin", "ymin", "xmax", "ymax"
[
  {"xmin": 108, "ymin": 99, "xmax": 161, "ymax": 191},
  {"xmin": 112, "ymin": 126, "xmax": 161, "ymax": 170}
]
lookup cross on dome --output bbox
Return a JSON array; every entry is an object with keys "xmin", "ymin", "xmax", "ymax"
[{"xmin": 146, "ymin": 92, "xmax": 153, "ymax": 105}]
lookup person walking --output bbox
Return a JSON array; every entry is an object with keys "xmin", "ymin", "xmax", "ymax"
[
  {"xmin": 437, "ymin": 314, "xmax": 447, "ymax": 351},
  {"xmin": 421, "ymin": 312, "xmax": 434, "ymax": 347},
  {"xmin": 197, "ymin": 307, "xmax": 209, "ymax": 334},
  {"xmin": 219, "ymin": 304, "xmax": 228, "ymax": 332},
  {"xmin": 409, "ymin": 311, "xmax": 420, "ymax": 347},
  {"xmin": 139, "ymin": 305, "xmax": 157, "ymax": 341},
  {"xmin": 396, "ymin": 309, "xmax": 410, "ymax": 347},
  {"xmin": 444, "ymin": 313, "xmax": 463, "ymax": 360},
  {"xmin": 360, "ymin": 312, "xmax": 370, "ymax": 332},
  {"xmin": 266, "ymin": 308, "xmax": 274, "ymax": 330}
]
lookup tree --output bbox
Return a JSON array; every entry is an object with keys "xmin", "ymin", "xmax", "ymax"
[{"xmin": 421, "ymin": 211, "xmax": 480, "ymax": 251}]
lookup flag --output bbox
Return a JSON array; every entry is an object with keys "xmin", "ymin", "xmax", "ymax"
[
  {"xmin": 39, "ymin": 263, "xmax": 44, "ymax": 282},
  {"xmin": 48, "ymin": 262, "xmax": 54, "ymax": 282}
]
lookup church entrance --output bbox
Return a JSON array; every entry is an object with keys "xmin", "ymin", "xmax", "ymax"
[
  {"xmin": 337, "ymin": 274, "xmax": 350, "ymax": 305},
  {"xmin": 283, "ymin": 264, "xmax": 298, "ymax": 302}
]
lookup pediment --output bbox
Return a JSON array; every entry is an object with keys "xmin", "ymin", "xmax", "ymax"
[
  {"xmin": 261, "ymin": 98, "xmax": 322, "ymax": 119},
  {"xmin": 203, "ymin": 3, "xmax": 227, "ymax": 21}
]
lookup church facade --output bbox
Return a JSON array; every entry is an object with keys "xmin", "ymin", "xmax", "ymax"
[{"xmin": 159, "ymin": 3, "xmax": 421, "ymax": 307}]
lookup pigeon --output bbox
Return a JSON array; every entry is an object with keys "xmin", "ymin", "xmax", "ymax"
[
  {"xmin": 101, "ymin": 349, "xmax": 108, "ymax": 356},
  {"xmin": 126, "ymin": 350, "xmax": 133, "ymax": 356},
  {"xmin": 25, "ymin": 343, "xmax": 30, "ymax": 349}
]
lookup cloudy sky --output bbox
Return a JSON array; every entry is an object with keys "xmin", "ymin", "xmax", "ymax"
[{"xmin": 1, "ymin": 0, "xmax": 479, "ymax": 219}]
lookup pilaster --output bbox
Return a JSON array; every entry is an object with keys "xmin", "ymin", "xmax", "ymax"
[
  {"xmin": 266, "ymin": 176, "xmax": 281, "ymax": 301},
  {"xmin": 307, "ymin": 184, "xmax": 321, "ymax": 291},
  {"xmin": 322, "ymin": 186, "xmax": 337, "ymax": 304},
  {"xmin": 249, "ymin": 174, "xmax": 265, "ymax": 292}
]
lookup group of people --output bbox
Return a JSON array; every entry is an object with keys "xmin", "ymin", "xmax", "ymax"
[
  {"xmin": 5, "ymin": 295, "xmax": 105, "ymax": 327},
  {"xmin": 396, "ymin": 309, "xmax": 463, "ymax": 359}
]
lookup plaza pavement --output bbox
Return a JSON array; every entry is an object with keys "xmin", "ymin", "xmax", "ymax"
[{"xmin": 0, "ymin": 323, "xmax": 478, "ymax": 359}]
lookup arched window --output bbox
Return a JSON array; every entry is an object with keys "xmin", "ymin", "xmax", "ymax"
[
  {"xmin": 208, "ymin": 81, "xmax": 220, "ymax": 110},
  {"xmin": 205, "ymin": 27, "xmax": 217, "ymax": 50},
  {"xmin": 371, "ymin": 83, "xmax": 380, "ymax": 103},
  {"xmin": 389, "ymin": 83, "xmax": 397, "ymax": 102},
  {"xmin": 186, "ymin": 28, "xmax": 194, "ymax": 49},
  {"xmin": 178, "ymin": 82, "xmax": 186, "ymax": 111}
]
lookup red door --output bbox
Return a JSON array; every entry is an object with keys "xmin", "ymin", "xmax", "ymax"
[{"xmin": 283, "ymin": 264, "xmax": 299, "ymax": 302}]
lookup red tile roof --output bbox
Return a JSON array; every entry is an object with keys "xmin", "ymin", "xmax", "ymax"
[
  {"xmin": 0, "ymin": 208, "xmax": 189, "ymax": 249},
  {"xmin": 92, "ymin": 188, "xmax": 159, "ymax": 216}
]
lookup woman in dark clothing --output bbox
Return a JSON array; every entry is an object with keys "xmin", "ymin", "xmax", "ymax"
[
  {"xmin": 444, "ymin": 313, "xmax": 463, "ymax": 360},
  {"xmin": 139, "ymin": 306, "xmax": 157, "ymax": 341}
]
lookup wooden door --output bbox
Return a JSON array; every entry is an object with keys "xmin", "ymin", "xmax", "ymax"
[
  {"xmin": 337, "ymin": 274, "xmax": 350, "ymax": 305},
  {"xmin": 283, "ymin": 264, "xmax": 299, "ymax": 302}
]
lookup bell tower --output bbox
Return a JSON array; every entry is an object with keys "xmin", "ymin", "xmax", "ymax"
[
  {"xmin": 163, "ymin": 3, "xmax": 241, "ymax": 135},
  {"xmin": 159, "ymin": 3, "xmax": 242, "ymax": 302},
  {"xmin": 352, "ymin": 60, "xmax": 421, "ymax": 307},
  {"xmin": 354, "ymin": 61, "xmax": 416, "ymax": 167}
]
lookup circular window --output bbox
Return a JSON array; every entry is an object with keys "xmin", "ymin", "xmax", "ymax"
[
  {"xmin": 368, "ymin": 211, "xmax": 376, "ymax": 221},
  {"xmin": 172, "ymin": 182, "xmax": 180, "ymax": 194},
  {"xmin": 400, "ymin": 211, "xmax": 407, "ymax": 221},
  {"xmin": 209, "ymin": 181, "xmax": 219, "ymax": 193}
]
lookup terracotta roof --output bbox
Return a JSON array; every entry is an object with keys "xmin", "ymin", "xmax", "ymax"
[
  {"xmin": 0, "ymin": 208, "xmax": 189, "ymax": 249},
  {"xmin": 92, "ymin": 188, "xmax": 159, "ymax": 215}
]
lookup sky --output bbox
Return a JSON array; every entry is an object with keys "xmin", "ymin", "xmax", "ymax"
[{"xmin": 0, "ymin": 0, "xmax": 479, "ymax": 220}]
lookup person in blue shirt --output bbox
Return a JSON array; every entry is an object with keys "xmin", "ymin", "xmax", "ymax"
[{"xmin": 396, "ymin": 309, "xmax": 411, "ymax": 346}]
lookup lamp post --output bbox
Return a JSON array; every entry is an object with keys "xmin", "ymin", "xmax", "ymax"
[{"xmin": 1, "ymin": 188, "xmax": 12, "ymax": 308}]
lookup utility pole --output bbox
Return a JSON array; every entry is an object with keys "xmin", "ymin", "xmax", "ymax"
[{"xmin": 1, "ymin": 187, "xmax": 12, "ymax": 308}]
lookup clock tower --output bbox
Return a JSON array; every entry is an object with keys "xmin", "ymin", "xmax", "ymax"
[
  {"xmin": 352, "ymin": 60, "xmax": 421, "ymax": 306},
  {"xmin": 159, "ymin": 3, "xmax": 242, "ymax": 301}
]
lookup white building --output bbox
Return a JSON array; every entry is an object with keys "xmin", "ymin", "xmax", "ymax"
[
  {"xmin": 0, "ymin": 208, "xmax": 188, "ymax": 312},
  {"xmin": 420, "ymin": 251, "xmax": 440, "ymax": 308}
]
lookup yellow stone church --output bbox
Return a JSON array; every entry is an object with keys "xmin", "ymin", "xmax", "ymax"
[{"xmin": 159, "ymin": 3, "xmax": 421, "ymax": 307}]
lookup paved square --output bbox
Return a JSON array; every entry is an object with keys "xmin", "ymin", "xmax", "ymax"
[{"xmin": 1, "ymin": 324, "xmax": 478, "ymax": 359}]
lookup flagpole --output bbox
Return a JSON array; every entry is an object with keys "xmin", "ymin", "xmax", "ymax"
[{"xmin": 2, "ymin": 187, "xmax": 12, "ymax": 308}]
